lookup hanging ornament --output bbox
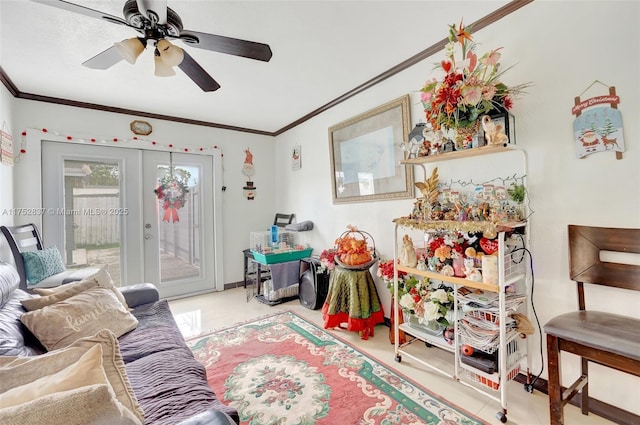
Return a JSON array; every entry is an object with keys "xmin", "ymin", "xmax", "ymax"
[
  {"xmin": 572, "ymin": 81, "xmax": 625, "ymax": 159},
  {"xmin": 154, "ymin": 152, "xmax": 189, "ymax": 223},
  {"xmin": 242, "ymin": 148, "xmax": 256, "ymax": 200}
]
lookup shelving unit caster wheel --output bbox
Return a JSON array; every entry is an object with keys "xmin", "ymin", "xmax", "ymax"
[
  {"xmin": 395, "ymin": 354, "xmax": 402, "ymax": 363},
  {"xmin": 496, "ymin": 411, "xmax": 507, "ymax": 423}
]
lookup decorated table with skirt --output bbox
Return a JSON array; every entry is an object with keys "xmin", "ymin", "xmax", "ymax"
[{"xmin": 321, "ymin": 266, "xmax": 385, "ymax": 340}]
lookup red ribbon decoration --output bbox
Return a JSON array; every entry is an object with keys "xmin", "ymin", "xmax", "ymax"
[{"xmin": 162, "ymin": 200, "xmax": 182, "ymax": 223}]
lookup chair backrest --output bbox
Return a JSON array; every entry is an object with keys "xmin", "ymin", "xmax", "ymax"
[
  {"xmin": 274, "ymin": 213, "xmax": 295, "ymax": 228},
  {"xmin": 1, "ymin": 223, "xmax": 45, "ymax": 289},
  {"xmin": 568, "ymin": 224, "xmax": 640, "ymax": 309}
]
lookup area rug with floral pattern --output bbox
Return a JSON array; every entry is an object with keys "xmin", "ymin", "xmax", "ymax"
[{"xmin": 186, "ymin": 311, "xmax": 485, "ymax": 425}]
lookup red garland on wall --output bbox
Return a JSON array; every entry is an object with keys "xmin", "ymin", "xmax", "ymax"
[{"xmin": 15, "ymin": 128, "xmax": 224, "ymax": 163}]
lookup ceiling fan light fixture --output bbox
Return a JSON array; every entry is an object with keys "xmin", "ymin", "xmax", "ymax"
[
  {"xmin": 154, "ymin": 55, "xmax": 176, "ymax": 77},
  {"xmin": 156, "ymin": 39, "xmax": 185, "ymax": 66},
  {"xmin": 114, "ymin": 37, "xmax": 146, "ymax": 64}
]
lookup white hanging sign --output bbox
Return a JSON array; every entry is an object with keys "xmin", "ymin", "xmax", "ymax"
[{"xmin": 572, "ymin": 83, "xmax": 625, "ymax": 159}]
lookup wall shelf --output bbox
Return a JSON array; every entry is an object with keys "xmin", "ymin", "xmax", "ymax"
[{"xmin": 401, "ymin": 145, "xmax": 520, "ymax": 165}]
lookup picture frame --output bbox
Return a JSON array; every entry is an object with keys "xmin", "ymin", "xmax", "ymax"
[
  {"xmin": 130, "ymin": 120, "xmax": 152, "ymax": 136},
  {"xmin": 328, "ymin": 94, "xmax": 413, "ymax": 204},
  {"xmin": 487, "ymin": 110, "xmax": 516, "ymax": 144}
]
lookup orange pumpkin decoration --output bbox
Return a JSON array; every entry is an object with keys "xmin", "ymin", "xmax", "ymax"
[
  {"xmin": 334, "ymin": 226, "xmax": 376, "ymax": 267},
  {"xmin": 340, "ymin": 251, "xmax": 372, "ymax": 266}
]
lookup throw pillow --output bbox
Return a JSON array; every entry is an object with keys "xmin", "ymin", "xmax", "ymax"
[
  {"xmin": 0, "ymin": 344, "xmax": 105, "ymax": 408},
  {"xmin": 20, "ymin": 287, "xmax": 138, "ymax": 351},
  {"xmin": 0, "ymin": 384, "xmax": 141, "ymax": 425},
  {"xmin": 34, "ymin": 265, "xmax": 113, "ymax": 296},
  {"xmin": 21, "ymin": 246, "xmax": 66, "ymax": 285},
  {"xmin": 23, "ymin": 266, "xmax": 128, "ymax": 311},
  {"xmin": 0, "ymin": 330, "xmax": 144, "ymax": 422}
]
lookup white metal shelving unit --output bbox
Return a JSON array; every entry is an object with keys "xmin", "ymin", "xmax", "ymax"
[{"xmin": 392, "ymin": 145, "xmax": 531, "ymax": 424}]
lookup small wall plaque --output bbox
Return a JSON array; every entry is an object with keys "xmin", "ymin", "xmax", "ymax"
[{"xmin": 130, "ymin": 120, "xmax": 152, "ymax": 136}]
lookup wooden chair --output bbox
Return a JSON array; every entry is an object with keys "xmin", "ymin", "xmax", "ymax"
[
  {"xmin": 1, "ymin": 223, "xmax": 99, "ymax": 291},
  {"xmin": 544, "ymin": 225, "xmax": 640, "ymax": 424}
]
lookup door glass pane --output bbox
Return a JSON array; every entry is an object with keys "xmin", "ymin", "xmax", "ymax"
[
  {"xmin": 156, "ymin": 165, "xmax": 201, "ymax": 283},
  {"xmin": 63, "ymin": 160, "xmax": 122, "ymax": 286}
]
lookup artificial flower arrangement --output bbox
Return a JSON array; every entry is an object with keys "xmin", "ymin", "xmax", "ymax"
[
  {"xmin": 378, "ymin": 259, "xmax": 455, "ymax": 328},
  {"xmin": 318, "ymin": 249, "xmax": 337, "ymax": 273},
  {"xmin": 395, "ymin": 276, "xmax": 455, "ymax": 328},
  {"xmin": 426, "ymin": 231, "xmax": 467, "ymax": 273},
  {"xmin": 377, "ymin": 258, "xmax": 407, "ymax": 283},
  {"xmin": 420, "ymin": 20, "xmax": 528, "ymax": 142}
]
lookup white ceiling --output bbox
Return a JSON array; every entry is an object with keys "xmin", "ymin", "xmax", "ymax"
[{"xmin": 1, "ymin": 1, "xmax": 511, "ymax": 134}]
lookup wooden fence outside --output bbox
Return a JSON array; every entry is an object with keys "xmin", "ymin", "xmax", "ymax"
[{"xmin": 71, "ymin": 187, "xmax": 199, "ymax": 266}]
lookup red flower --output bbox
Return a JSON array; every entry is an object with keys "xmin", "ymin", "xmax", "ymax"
[
  {"xmin": 378, "ymin": 259, "xmax": 407, "ymax": 281},
  {"xmin": 503, "ymin": 96, "xmax": 514, "ymax": 110}
]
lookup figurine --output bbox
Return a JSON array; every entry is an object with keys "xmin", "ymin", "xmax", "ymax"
[
  {"xmin": 411, "ymin": 198, "xmax": 423, "ymax": 220},
  {"xmin": 416, "ymin": 259, "xmax": 428, "ymax": 271},
  {"xmin": 441, "ymin": 264, "xmax": 455, "ymax": 277},
  {"xmin": 399, "ymin": 234, "xmax": 418, "ymax": 268},
  {"xmin": 463, "ymin": 257, "xmax": 482, "ymax": 282},
  {"xmin": 419, "ymin": 140, "xmax": 431, "ymax": 157},
  {"xmin": 455, "ymin": 201, "xmax": 471, "ymax": 221},
  {"xmin": 481, "ymin": 115, "xmax": 509, "ymax": 147}
]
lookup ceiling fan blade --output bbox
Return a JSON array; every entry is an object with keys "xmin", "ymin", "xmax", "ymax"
[
  {"xmin": 82, "ymin": 46, "xmax": 125, "ymax": 70},
  {"xmin": 136, "ymin": 0, "xmax": 167, "ymax": 25},
  {"xmin": 178, "ymin": 51, "xmax": 221, "ymax": 92},
  {"xmin": 179, "ymin": 30, "xmax": 272, "ymax": 62},
  {"xmin": 30, "ymin": 0, "xmax": 129, "ymax": 27}
]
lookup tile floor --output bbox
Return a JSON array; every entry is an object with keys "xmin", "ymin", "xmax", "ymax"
[{"xmin": 169, "ymin": 287, "xmax": 615, "ymax": 425}]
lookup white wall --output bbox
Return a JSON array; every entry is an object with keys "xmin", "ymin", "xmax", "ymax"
[
  {"xmin": 0, "ymin": 84, "xmax": 15, "ymax": 261},
  {"xmin": 3, "ymin": 0, "xmax": 639, "ymax": 414},
  {"xmin": 274, "ymin": 0, "xmax": 640, "ymax": 414},
  {"xmin": 6, "ymin": 99, "xmax": 276, "ymax": 285}
]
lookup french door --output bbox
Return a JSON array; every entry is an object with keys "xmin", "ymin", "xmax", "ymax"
[
  {"xmin": 141, "ymin": 150, "xmax": 215, "ymax": 298},
  {"xmin": 41, "ymin": 142, "xmax": 219, "ymax": 298}
]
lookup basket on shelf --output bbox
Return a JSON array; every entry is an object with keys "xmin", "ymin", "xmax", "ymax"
[
  {"xmin": 333, "ymin": 228, "xmax": 378, "ymax": 271},
  {"xmin": 461, "ymin": 363, "xmax": 521, "ymax": 391}
]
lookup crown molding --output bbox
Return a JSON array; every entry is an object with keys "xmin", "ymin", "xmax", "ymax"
[{"xmin": 1, "ymin": 0, "xmax": 534, "ymax": 137}]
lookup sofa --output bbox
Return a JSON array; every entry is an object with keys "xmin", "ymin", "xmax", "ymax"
[{"xmin": 0, "ymin": 262, "xmax": 239, "ymax": 425}]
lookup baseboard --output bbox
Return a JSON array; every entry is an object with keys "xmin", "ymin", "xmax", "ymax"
[
  {"xmin": 514, "ymin": 373, "xmax": 639, "ymax": 425},
  {"xmin": 224, "ymin": 281, "xmax": 245, "ymax": 290},
  {"xmin": 381, "ymin": 317, "xmax": 639, "ymax": 425}
]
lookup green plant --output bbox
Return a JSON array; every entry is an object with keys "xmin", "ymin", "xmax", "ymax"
[{"xmin": 508, "ymin": 184, "xmax": 526, "ymax": 203}]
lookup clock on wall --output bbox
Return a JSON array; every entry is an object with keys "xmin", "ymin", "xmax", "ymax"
[{"xmin": 130, "ymin": 120, "xmax": 152, "ymax": 136}]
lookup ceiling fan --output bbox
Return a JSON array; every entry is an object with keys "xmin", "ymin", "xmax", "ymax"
[{"xmin": 32, "ymin": 0, "xmax": 273, "ymax": 92}]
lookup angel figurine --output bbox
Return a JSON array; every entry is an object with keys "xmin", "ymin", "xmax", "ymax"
[{"xmin": 399, "ymin": 234, "xmax": 418, "ymax": 268}]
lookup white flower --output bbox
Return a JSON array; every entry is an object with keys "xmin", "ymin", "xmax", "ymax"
[
  {"xmin": 431, "ymin": 289, "xmax": 450, "ymax": 304},
  {"xmin": 399, "ymin": 293, "xmax": 416, "ymax": 311},
  {"xmin": 423, "ymin": 301, "xmax": 441, "ymax": 322}
]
